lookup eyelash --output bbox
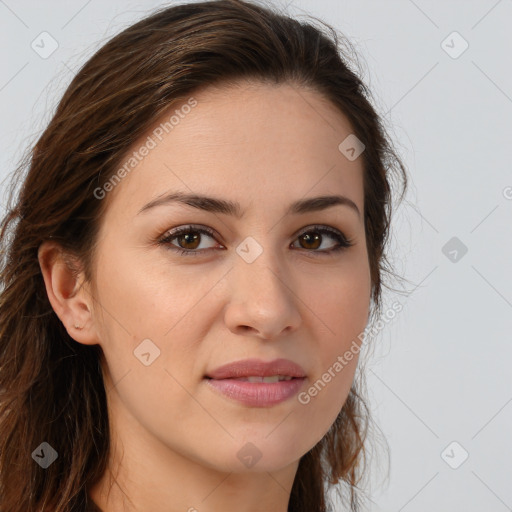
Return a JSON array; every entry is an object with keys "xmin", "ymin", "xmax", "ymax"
[{"xmin": 157, "ymin": 224, "xmax": 354, "ymax": 257}]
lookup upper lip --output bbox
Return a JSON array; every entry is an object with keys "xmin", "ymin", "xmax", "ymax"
[{"xmin": 205, "ymin": 358, "xmax": 306, "ymax": 379}]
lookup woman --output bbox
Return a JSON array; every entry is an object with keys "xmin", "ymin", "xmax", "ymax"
[{"xmin": 0, "ymin": 1, "xmax": 407, "ymax": 510}]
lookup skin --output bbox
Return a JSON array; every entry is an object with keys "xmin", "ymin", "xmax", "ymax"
[{"xmin": 38, "ymin": 81, "xmax": 371, "ymax": 512}]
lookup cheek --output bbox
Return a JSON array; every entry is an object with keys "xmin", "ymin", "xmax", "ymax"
[
  {"xmin": 297, "ymin": 308, "xmax": 363, "ymax": 448},
  {"xmin": 93, "ymin": 240, "xmax": 214, "ymax": 339},
  {"xmin": 91, "ymin": 241, "xmax": 219, "ymax": 409},
  {"xmin": 304, "ymin": 260, "xmax": 370, "ymax": 342},
  {"xmin": 299, "ymin": 262, "xmax": 369, "ymax": 420},
  {"xmin": 91, "ymin": 245, "xmax": 214, "ymax": 443}
]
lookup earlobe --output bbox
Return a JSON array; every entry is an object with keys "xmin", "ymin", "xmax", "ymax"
[{"xmin": 37, "ymin": 241, "xmax": 98, "ymax": 345}]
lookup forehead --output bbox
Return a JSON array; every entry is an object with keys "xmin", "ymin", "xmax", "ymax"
[{"xmin": 104, "ymin": 81, "xmax": 364, "ymax": 219}]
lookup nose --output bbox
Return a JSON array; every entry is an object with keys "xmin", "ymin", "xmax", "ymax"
[{"xmin": 223, "ymin": 248, "xmax": 302, "ymax": 340}]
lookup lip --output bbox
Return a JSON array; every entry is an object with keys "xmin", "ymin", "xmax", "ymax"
[
  {"xmin": 205, "ymin": 358, "xmax": 306, "ymax": 380},
  {"xmin": 204, "ymin": 358, "xmax": 307, "ymax": 407}
]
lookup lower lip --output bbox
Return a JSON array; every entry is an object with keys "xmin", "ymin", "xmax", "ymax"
[{"xmin": 205, "ymin": 377, "xmax": 306, "ymax": 407}]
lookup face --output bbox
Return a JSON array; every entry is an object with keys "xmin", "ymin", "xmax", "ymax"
[{"xmin": 88, "ymin": 81, "xmax": 371, "ymax": 474}]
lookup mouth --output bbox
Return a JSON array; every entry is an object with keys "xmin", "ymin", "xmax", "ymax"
[{"xmin": 204, "ymin": 358, "xmax": 307, "ymax": 407}]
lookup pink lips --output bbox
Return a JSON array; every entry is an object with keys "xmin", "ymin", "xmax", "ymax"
[{"xmin": 204, "ymin": 358, "xmax": 306, "ymax": 407}]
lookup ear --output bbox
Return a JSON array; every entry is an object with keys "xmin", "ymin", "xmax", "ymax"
[{"xmin": 38, "ymin": 241, "xmax": 99, "ymax": 345}]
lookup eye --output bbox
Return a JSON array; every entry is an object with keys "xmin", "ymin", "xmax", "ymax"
[
  {"xmin": 157, "ymin": 224, "xmax": 354, "ymax": 257},
  {"xmin": 291, "ymin": 225, "xmax": 354, "ymax": 256},
  {"xmin": 158, "ymin": 225, "xmax": 221, "ymax": 257}
]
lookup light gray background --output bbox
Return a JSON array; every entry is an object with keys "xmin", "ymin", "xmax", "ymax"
[{"xmin": 1, "ymin": 1, "xmax": 511, "ymax": 510}]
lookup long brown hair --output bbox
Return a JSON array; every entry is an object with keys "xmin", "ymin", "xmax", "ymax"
[{"xmin": 0, "ymin": 1, "xmax": 407, "ymax": 510}]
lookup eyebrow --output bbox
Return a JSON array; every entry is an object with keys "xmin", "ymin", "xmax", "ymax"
[{"xmin": 137, "ymin": 191, "xmax": 361, "ymax": 218}]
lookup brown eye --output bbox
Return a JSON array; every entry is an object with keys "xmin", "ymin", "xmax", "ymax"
[
  {"xmin": 291, "ymin": 226, "xmax": 353, "ymax": 255},
  {"xmin": 159, "ymin": 225, "xmax": 220, "ymax": 257},
  {"xmin": 176, "ymin": 231, "xmax": 201, "ymax": 250},
  {"xmin": 298, "ymin": 232, "xmax": 321, "ymax": 250}
]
